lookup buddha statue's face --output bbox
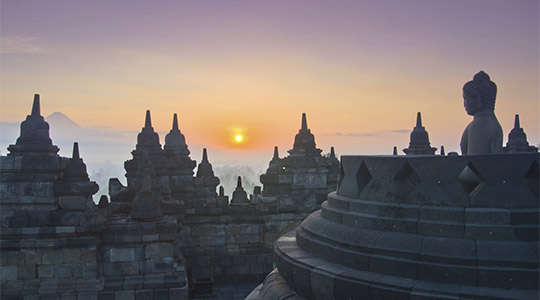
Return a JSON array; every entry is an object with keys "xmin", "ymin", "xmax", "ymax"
[{"xmin": 463, "ymin": 91, "xmax": 481, "ymax": 116}]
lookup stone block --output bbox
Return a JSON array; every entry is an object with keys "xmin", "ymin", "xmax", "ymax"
[
  {"xmin": 17, "ymin": 264, "xmax": 36, "ymax": 279},
  {"xmin": 211, "ymin": 236, "xmax": 226, "ymax": 247},
  {"xmin": 310, "ymin": 268, "xmax": 335, "ymax": 300},
  {"xmin": 56, "ymin": 265, "xmax": 73, "ymax": 278},
  {"xmin": 38, "ymin": 264, "xmax": 55, "ymax": 278},
  {"xmin": 39, "ymin": 278, "xmax": 58, "ymax": 294},
  {"xmin": 465, "ymin": 207, "xmax": 511, "ymax": 224},
  {"xmin": 58, "ymin": 195, "xmax": 92, "ymax": 211},
  {"xmin": 134, "ymin": 289, "xmax": 152, "ymax": 300},
  {"xmin": 42, "ymin": 250, "xmax": 64, "ymax": 264},
  {"xmin": 80, "ymin": 249, "xmax": 97, "ymax": 264},
  {"xmin": 58, "ymin": 278, "xmax": 77, "ymax": 293},
  {"xmin": 120, "ymin": 261, "xmax": 140, "ymax": 275},
  {"xmin": 98, "ymin": 291, "xmax": 115, "ymax": 300},
  {"xmin": 3, "ymin": 279, "xmax": 23, "ymax": 296},
  {"xmin": 169, "ymin": 287, "xmax": 188, "ymax": 299},
  {"xmin": 164, "ymin": 274, "xmax": 186, "ymax": 288},
  {"xmin": 56, "ymin": 226, "xmax": 76, "ymax": 234},
  {"xmin": 40, "ymin": 296, "xmax": 61, "ymax": 300},
  {"xmin": 153, "ymin": 288, "xmax": 169, "ymax": 299},
  {"xmin": 110, "ymin": 248, "xmax": 135, "ymax": 262},
  {"xmin": 25, "ymin": 251, "xmax": 41, "ymax": 265},
  {"xmin": 71, "ymin": 264, "xmax": 84, "ymax": 277},
  {"xmin": 60, "ymin": 293, "xmax": 77, "ymax": 300},
  {"xmin": 0, "ymin": 266, "xmax": 17, "ymax": 280},
  {"xmin": 104, "ymin": 262, "xmax": 121, "ymax": 276},
  {"xmin": 236, "ymin": 235, "xmax": 248, "ymax": 244},
  {"xmin": 199, "ymin": 237, "xmax": 213, "ymax": 247},
  {"xmin": 103, "ymin": 276, "xmax": 123, "ymax": 291},
  {"xmin": 248, "ymin": 234, "xmax": 260, "ymax": 244},
  {"xmin": 115, "ymin": 290, "xmax": 134, "ymax": 300},
  {"xmin": 21, "ymin": 227, "xmax": 40, "ymax": 234},
  {"xmin": 83, "ymin": 264, "xmax": 98, "ymax": 278},
  {"xmin": 22, "ymin": 278, "xmax": 40, "ymax": 295},
  {"xmin": 143, "ymin": 273, "xmax": 164, "ymax": 289},
  {"xmin": 151, "ymin": 257, "xmax": 174, "ymax": 273},
  {"xmin": 142, "ymin": 234, "xmax": 159, "ymax": 242},
  {"xmin": 35, "ymin": 196, "xmax": 58, "ymax": 204},
  {"xmin": 77, "ymin": 292, "xmax": 98, "ymax": 300},
  {"xmin": 250, "ymin": 264, "xmax": 264, "ymax": 274},
  {"xmin": 77, "ymin": 278, "xmax": 102, "ymax": 293},
  {"xmin": 145, "ymin": 243, "xmax": 173, "ymax": 259},
  {"xmin": 464, "ymin": 223, "xmax": 515, "ymax": 240},
  {"xmin": 123, "ymin": 275, "xmax": 144, "ymax": 290},
  {"xmin": 7, "ymin": 252, "xmax": 26, "ymax": 265}
]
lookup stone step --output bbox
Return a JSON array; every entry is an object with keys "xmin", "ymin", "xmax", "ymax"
[{"xmin": 274, "ymin": 231, "xmax": 539, "ymax": 300}]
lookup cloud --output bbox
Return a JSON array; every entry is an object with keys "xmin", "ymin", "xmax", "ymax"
[
  {"xmin": 1, "ymin": 36, "xmax": 43, "ymax": 54},
  {"xmin": 325, "ymin": 129, "xmax": 409, "ymax": 137},
  {"xmin": 388, "ymin": 129, "xmax": 410, "ymax": 134}
]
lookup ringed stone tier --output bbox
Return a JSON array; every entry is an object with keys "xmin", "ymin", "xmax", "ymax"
[
  {"xmin": 258, "ymin": 113, "xmax": 340, "ymax": 212},
  {"xmin": 252, "ymin": 153, "xmax": 539, "ymax": 300}
]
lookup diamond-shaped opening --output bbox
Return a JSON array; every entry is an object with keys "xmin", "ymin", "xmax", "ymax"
[
  {"xmin": 525, "ymin": 160, "xmax": 539, "ymax": 198},
  {"xmin": 356, "ymin": 161, "xmax": 372, "ymax": 194},
  {"xmin": 338, "ymin": 160, "xmax": 345, "ymax": 189},
  {"xmin": 393, "ymin": 161, "xmax": 420, "ymax": 197},
  {"xmin": 457, "ymin": 162, "xmax": 485, "ymax": 198}
]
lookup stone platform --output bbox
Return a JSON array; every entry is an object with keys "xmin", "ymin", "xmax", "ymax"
[{"xmin": 256, "ymin": 153, "xmax": 539, "ymax": 300}]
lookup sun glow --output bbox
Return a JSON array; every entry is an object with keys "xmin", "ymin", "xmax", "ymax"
[{"xmin": 235, "ymin": 135, "xmax": 243, "ymax": 142}]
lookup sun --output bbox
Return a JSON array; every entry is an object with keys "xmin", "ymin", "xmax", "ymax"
[{"xmin": 235, "ymin": 135, "xmax": 243, "ymax": 142}]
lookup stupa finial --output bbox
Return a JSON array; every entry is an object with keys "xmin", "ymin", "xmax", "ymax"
[
  {"xmin": 31, "ymin": 94, "xmax": 41, "ymax": 116},
  {"xmin": 72, "ymin": 142, "xmax": 80, "ymax": 160},
  {"xmin": 172, "ymin": 113, "xmax": 179, "ymax": 131},
  {"xmin": 393, "ymin": 146, "xmax": 398, "ymax": 155},
  {"xmin": 301, "ymin": 113, "xmax": 308, "ymax": 130},
  {"xmin": 514, "ymin": 114, "xmax": 520, "ymax": 129},
  {"xmin": 416, "ymin": 112, "xmax": 422, "ymax": 127},
  {"xmin": 440, "ymin": 145, "xmax": 445, "ymax": 156},
  {"xmin": 273, "ymin": 146, "xmax": 279, "ymax": 160},
  {"xmin": 330, "ymin": 146, "xmax": 336, "ymax": 159},
  {"xmin": 202, "ymin": 148, "xmax": 208, "ymax": 162},
  {"xmin": 144, "ymin": 110, "xmax": 152, "ymax": 128},
  {"xmin": 236, "ymin": 176, "xmax": 243, "ymax": 189}
]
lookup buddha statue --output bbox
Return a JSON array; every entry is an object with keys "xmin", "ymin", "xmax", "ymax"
[{"xmin": 460, "ymin": 71, "xmax": 503, "ymax": 154}]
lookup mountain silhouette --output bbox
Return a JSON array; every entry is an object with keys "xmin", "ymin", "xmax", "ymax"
[{"xmin": 45, "ymin": 111, "xmax": 81, "ymax": 129}]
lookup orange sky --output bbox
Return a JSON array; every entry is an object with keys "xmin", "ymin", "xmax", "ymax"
[{"xmin": 1, "ymin": 0, "xmax": 539, "ymax": 166}]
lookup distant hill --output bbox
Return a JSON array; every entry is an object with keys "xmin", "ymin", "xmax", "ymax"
[{"xmin": 45, "ymin": 112, "xmax": 81, "ymax": 129}]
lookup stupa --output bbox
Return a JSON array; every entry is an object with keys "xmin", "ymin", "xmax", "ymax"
[{"xmin": 259, "ymin": 113, "xmax": 340, "ymax": 211}]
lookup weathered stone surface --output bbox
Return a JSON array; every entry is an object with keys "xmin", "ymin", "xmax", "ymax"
[
  {"xmin": 253, "ymin": 153, "xmax": 540, "ymax": 300},
  {"xmin": 0, "ymin": 266, "xmax": 17, "ymax": 280},
  {"xmin": 145, "ymin": 243, "xmax": 173, "ymax": 259},
  {"xmin": 110, "ymin": 248, "xmax": 135, "ymax": 263}
]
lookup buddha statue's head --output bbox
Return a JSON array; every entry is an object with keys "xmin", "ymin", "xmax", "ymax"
[{"xmin": 462, "ymin": 71, "xmax": 497, "ymax": 115}]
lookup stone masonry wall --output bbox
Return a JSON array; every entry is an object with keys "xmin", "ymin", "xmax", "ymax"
[
  {"xmin": 1, "ymin": 223, "xmax": 103, "ymax": 299},
  {"xmin": 99, "ymin": 216, "xmax": 188, "ymax": 299},
  {"xmin": 182, "ymin": 207, "xmax": 310, "ymax": 283}
]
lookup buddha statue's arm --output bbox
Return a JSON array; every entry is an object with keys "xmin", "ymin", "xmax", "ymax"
[{"xmin": 460, "ymin": 124, "xmax": 470, "ymax": 155}]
